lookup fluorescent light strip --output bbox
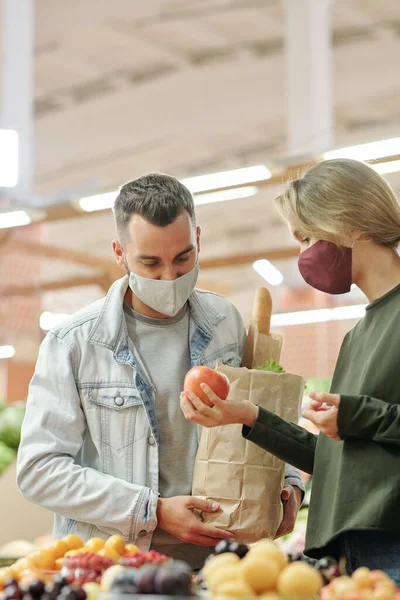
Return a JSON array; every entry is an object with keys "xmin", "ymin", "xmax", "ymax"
[
  {"xmin": 79, "ymin": 191, "xmax": 117, "ymax": 213},
  {"xmin": 253, "ymin": 259, "xmax": 284, "ymax": 286},
  {"xmin": 271, "ymin": 304, "xmax": 367, "ymax": 327},
  {"xmin": 372, "ymin": 160, "xmax": 400, "ymax": 175},
  {"xmin": 0, "ymin": 345, "xmax": 15, "ymax": 359},
  {"xmin": 40, "ymin": 311, "xmax": 69, "ymax": 331},
  {"xmin": 0, "ymin": 129, "xmax": 18, "ymax": 187},
  {"xmin": 0, "ymin": 210, "xmax": 31, "ymax": 229},
  {"xmin": 194, "ymin": 186, "xmax": 258, "ymax": 206},
  {"xmin": 182, "ymin": 165, "xmax": 271, "ymax": 194},
  {"xmin": 324, "ymin": 137, "xmax": 400, "ymax": 162}
]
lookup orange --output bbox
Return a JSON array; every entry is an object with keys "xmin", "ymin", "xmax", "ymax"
[
  {"xmin": 104, "ymin": 535, "xmax": 125, "ymax": 556},
  {"xmin": 0, "ymin": 568, "xmax": 10, "ymax": 590},
  {"xmin": 125, "ymin": 544, "xmax": 140, "ymax": 555},
  {"xmin": 98, "ymin": 547, "xmax": 120, "ymax": 562},
  {"xmin": 5, "ymin": 565, "xmax": 19, "ymax": 579},
  {"xmin": 19, "ymin": 567, "xmax": 46, "ymax": 584},
  {"xmin": 30, "ymin": 549, "xmax": 55, "ymax": 571},
  {"xmin": 65, "ymin": 548, "xmax": 90, "ymax": 557},
  {"xmin": 85, "ymin": 538, "xmax": 105, "ymax": 553},
  {"xmin": 13, "ymin": 557, "xmax": 37, "ymax": 574},
  {"xmin": 62, "ymin": 534, "xmax": 84, "ymax": 551},
  {"xmin": 49, "ymin": 539, "xmax": 69, "ymax": 559},
  {"xmin": 54, "ymin": 558, "xmax": 63, "ymax": 571}
]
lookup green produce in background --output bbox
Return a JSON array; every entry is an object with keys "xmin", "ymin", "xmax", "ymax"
[
  {"xmin": 0, "ymin": 441, "xmax": 16, "ymax": 474},
  {"xmin": 0, "ymin": 402, "xmax": 26, "ymax": 449}
]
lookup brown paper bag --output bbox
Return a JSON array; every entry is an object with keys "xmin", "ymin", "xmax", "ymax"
[{"xmin": 191, "ymin": 288, "xmax": 304, "ymax": 542}]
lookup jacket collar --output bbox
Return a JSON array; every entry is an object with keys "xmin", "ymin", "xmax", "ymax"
[{"xmin": 87, "ymin": 276, "xmax": 225, "ymax": 352}]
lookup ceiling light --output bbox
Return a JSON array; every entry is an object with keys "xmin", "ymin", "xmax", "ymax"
[
  {"xmin": 271, "ymin": 304, "xmax": 366, "ymax": 327},
  {"xmin": 78, "ymin": 191, "xmax": 118, "ymax": 213},
  {"xmin": 194, "ymin": 186, "xmax": 258, "ymax": 206},
  {"xmin": 0, "ymin": 130, "xmax": 18, "ymax": 187},
  {"xmin": 323, "ymin": 137, "xmax": 400, "ymax": 162},
  {"xmin": 253, "ymin": 259, "xmax": 284, "ymax": 286},
  {"xmin": 0, "ymin": 345, "xmax": 15, "ymax": 359},
  {"xmin": 40, "ymin": 311, "xmax": 69, "ymax": 331},
  {"xmin": 0, "ymin": 210, "xmax": 31, "ymax": 229},
  {"xmin": 372, "ymin": 160, "xmax": 400, "ymax": 175},
  {"xmin": 182, "ymin": 165, "xmax": 271, "ymax": 194}
]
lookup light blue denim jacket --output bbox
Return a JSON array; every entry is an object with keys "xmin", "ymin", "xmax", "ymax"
[{"xmin": 17, "ymin": 277, "xmax": 303, "ymax": 548}]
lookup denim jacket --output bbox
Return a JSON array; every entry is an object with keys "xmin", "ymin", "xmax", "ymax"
[{"xmin": 17, "ymin": 276, "xmax": 303, "ymax": 548}]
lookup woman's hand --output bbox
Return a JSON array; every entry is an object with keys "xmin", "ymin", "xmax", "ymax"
[
  {"xmin": 302, "ymin": 392, "xmax": 341, "ymax": 440},
  {"xmin": 180, "ymin": 383, "xmax": 259, "ymax": 428}
]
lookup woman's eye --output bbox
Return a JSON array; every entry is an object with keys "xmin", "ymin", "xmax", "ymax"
[{"xmin": 176, "ymin": 255, "xmax": 190, "ymax": 263}]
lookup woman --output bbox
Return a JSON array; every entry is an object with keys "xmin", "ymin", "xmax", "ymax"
[{"xmin": 180, "ymin": 158, "xmax": 400, "ymax": 583}]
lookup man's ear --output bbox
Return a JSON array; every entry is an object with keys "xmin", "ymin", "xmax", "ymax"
[
  {"xmin": 196, "ymin": 226, "xmax": 201, "ymax": 255},
  {"xmin": 112, "ymin": 239, "xmax": 126, "ymax": 271}
]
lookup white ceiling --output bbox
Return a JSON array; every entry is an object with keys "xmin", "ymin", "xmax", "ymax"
[{"xmin": 5, "ymin": 0, "xmax": 400, "ymax": 330}]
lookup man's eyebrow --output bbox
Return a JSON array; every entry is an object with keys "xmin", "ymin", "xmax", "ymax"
[
  {"xmin": 174, "ymin": 245, "xmax": 195, "ymax": 259},
  {"xmin": 137, "ymin": 253, "xmax": 161, "ymax": 261},
  {"xmin": 136, "ymin": 245, "xmax": 195, "ymax": 261}
]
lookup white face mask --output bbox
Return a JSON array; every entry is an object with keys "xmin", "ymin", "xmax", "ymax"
[{"xmin": 128, "ymin": 262, "xmax": 199, "ymax": 317}]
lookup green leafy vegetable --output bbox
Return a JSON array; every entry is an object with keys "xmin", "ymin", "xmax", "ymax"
[
  {"xmin": 0, "ymin": 402, "xmax": 26, "ymax": 449},
  {"xmin": 0, "ymin": 441, "xmax": 15, "ymax": 474},
  {"xmin": 254, "ymin": 360, "xmax": 286, "ymax": 373}
]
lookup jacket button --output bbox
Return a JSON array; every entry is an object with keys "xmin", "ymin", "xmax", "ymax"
[
  {"xmin": 114, "ymin": 396, "xmax": 124, "ymax": 407},
  {"xmin": 138, "ymin": 530, "xmax": 147, "ymax": 538},
  {"xmin": 148, "ymin": 436, "xmax": 155, "ymax": 446}
]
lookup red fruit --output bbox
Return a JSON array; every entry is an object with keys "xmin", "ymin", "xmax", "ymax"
[{"xmin": 184, "ymin": 366, "xmax": 229, "ymax": 407}]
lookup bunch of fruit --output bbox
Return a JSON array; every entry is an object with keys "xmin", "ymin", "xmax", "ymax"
[
  {"xmin": 0, "ymin": 535, "xmax": 140, "ymax": 591},
  {"xmin": 201, "ymin": 539, "xmax": 325, "ymax": 597},
  {"xmin": 61, "ymin": 553, "xmax": 115, "ymax": 586},
  {"xmin": 321, "ymin": 567, "xmax": 400, "ymax": 600},
  {"xmin": 101, "ymin": 560, "xmax": 192, "ymax": 596}
]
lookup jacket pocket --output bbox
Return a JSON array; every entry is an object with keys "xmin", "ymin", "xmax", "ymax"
[
  {"xmin": 200, "ymin": 343, "xmax": 242, "ymax": 368},
  {"xmin": 85, "ymin": 386, "xmax": 146, "ymax": 451}
]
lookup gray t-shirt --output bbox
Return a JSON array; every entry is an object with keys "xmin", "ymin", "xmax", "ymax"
[{"xmin": 124, "ymin": 303, "xmax": 211, "ymax": 568}]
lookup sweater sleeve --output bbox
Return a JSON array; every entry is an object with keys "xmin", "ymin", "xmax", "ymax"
[
  {"xmin": 338, "ymin": 394, "xmax": 400, "ymax": 445},
  {"xmin": 242, "ymin": 407, "xmax": 317, "ymax": 475}
]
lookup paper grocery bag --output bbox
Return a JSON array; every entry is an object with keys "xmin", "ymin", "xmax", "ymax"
[{"xmin": 191, "ymin": 288, "xmax": 304, "ymax": 542}]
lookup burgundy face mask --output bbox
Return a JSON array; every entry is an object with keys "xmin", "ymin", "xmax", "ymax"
[{"xmin": 298, "ymin": 240, "xmax": 352, "ymax": 295}]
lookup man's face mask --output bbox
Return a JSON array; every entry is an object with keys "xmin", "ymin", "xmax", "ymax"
[
  {"xmin": 127, "ymin": 261, "xmax": 199, "ymax": 317},
  {"xmin": 298, "ymin": 240, "xmax": 353, "ymax": 295}
]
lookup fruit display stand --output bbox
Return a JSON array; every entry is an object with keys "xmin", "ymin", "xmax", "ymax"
[
  {"xmin": 1, "ymin": 534, "xmax": 399, "ymax": 600},
  {"xmin": 0, "ymin": 461, "xmax": 53, "ymax": 548}
]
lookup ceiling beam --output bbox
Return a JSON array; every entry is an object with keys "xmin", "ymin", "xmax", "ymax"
[
  {"xmin": 11, "ymin": 238, "xmax": 299, "ymax": 271},
  {"xmin": 1, "ymin": 274, "xmax": 231, "ymax": 297}
]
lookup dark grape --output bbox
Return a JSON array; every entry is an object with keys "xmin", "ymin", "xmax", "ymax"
[
  {"xmin": 4, "ymin": 578, "xmax": 19, "ymax": 589},
  {"xmin": 57, "ymin": 586, "xmax": 83, "ymax": 600},
  {"xmin": 235, "ymin": 544, "xmax": 249, "ymax": 558},
  {"xmin": 136, "ymin": 564, "xmax": 160, "ymax": 594},
  {"xmin": 153, "ymin": 565, "xmax": 192, "ymax": 596},
  {"xmin": 26, "ymin": 579, "xmax": 45, "ymax": 599},
  {"xmin": 52, "ymin": 575, "xmax": 69, "ymax": 590},
  {"xmin": 73, "ymin": 589, "xmax": 86, "ymax": 600}
]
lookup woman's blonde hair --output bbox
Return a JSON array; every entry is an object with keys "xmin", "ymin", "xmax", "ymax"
[{"xmin": 275, "ymin": 158, "xmax": 400, "ymax": 248}]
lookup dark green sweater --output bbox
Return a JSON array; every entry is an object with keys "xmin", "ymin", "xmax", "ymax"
[{"xmin": 243, "ymin": 283, "xmax": 400, "ymax": 559}]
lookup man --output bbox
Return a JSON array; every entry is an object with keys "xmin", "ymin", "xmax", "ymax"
[{"xmin": 17, "ymin": 173, "xmax": 303, "ymax": 568}]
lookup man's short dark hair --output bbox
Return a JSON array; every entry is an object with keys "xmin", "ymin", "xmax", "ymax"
[{"xmin": 113, "ymin": 173, "xmax": 196, "ymax": 242}]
